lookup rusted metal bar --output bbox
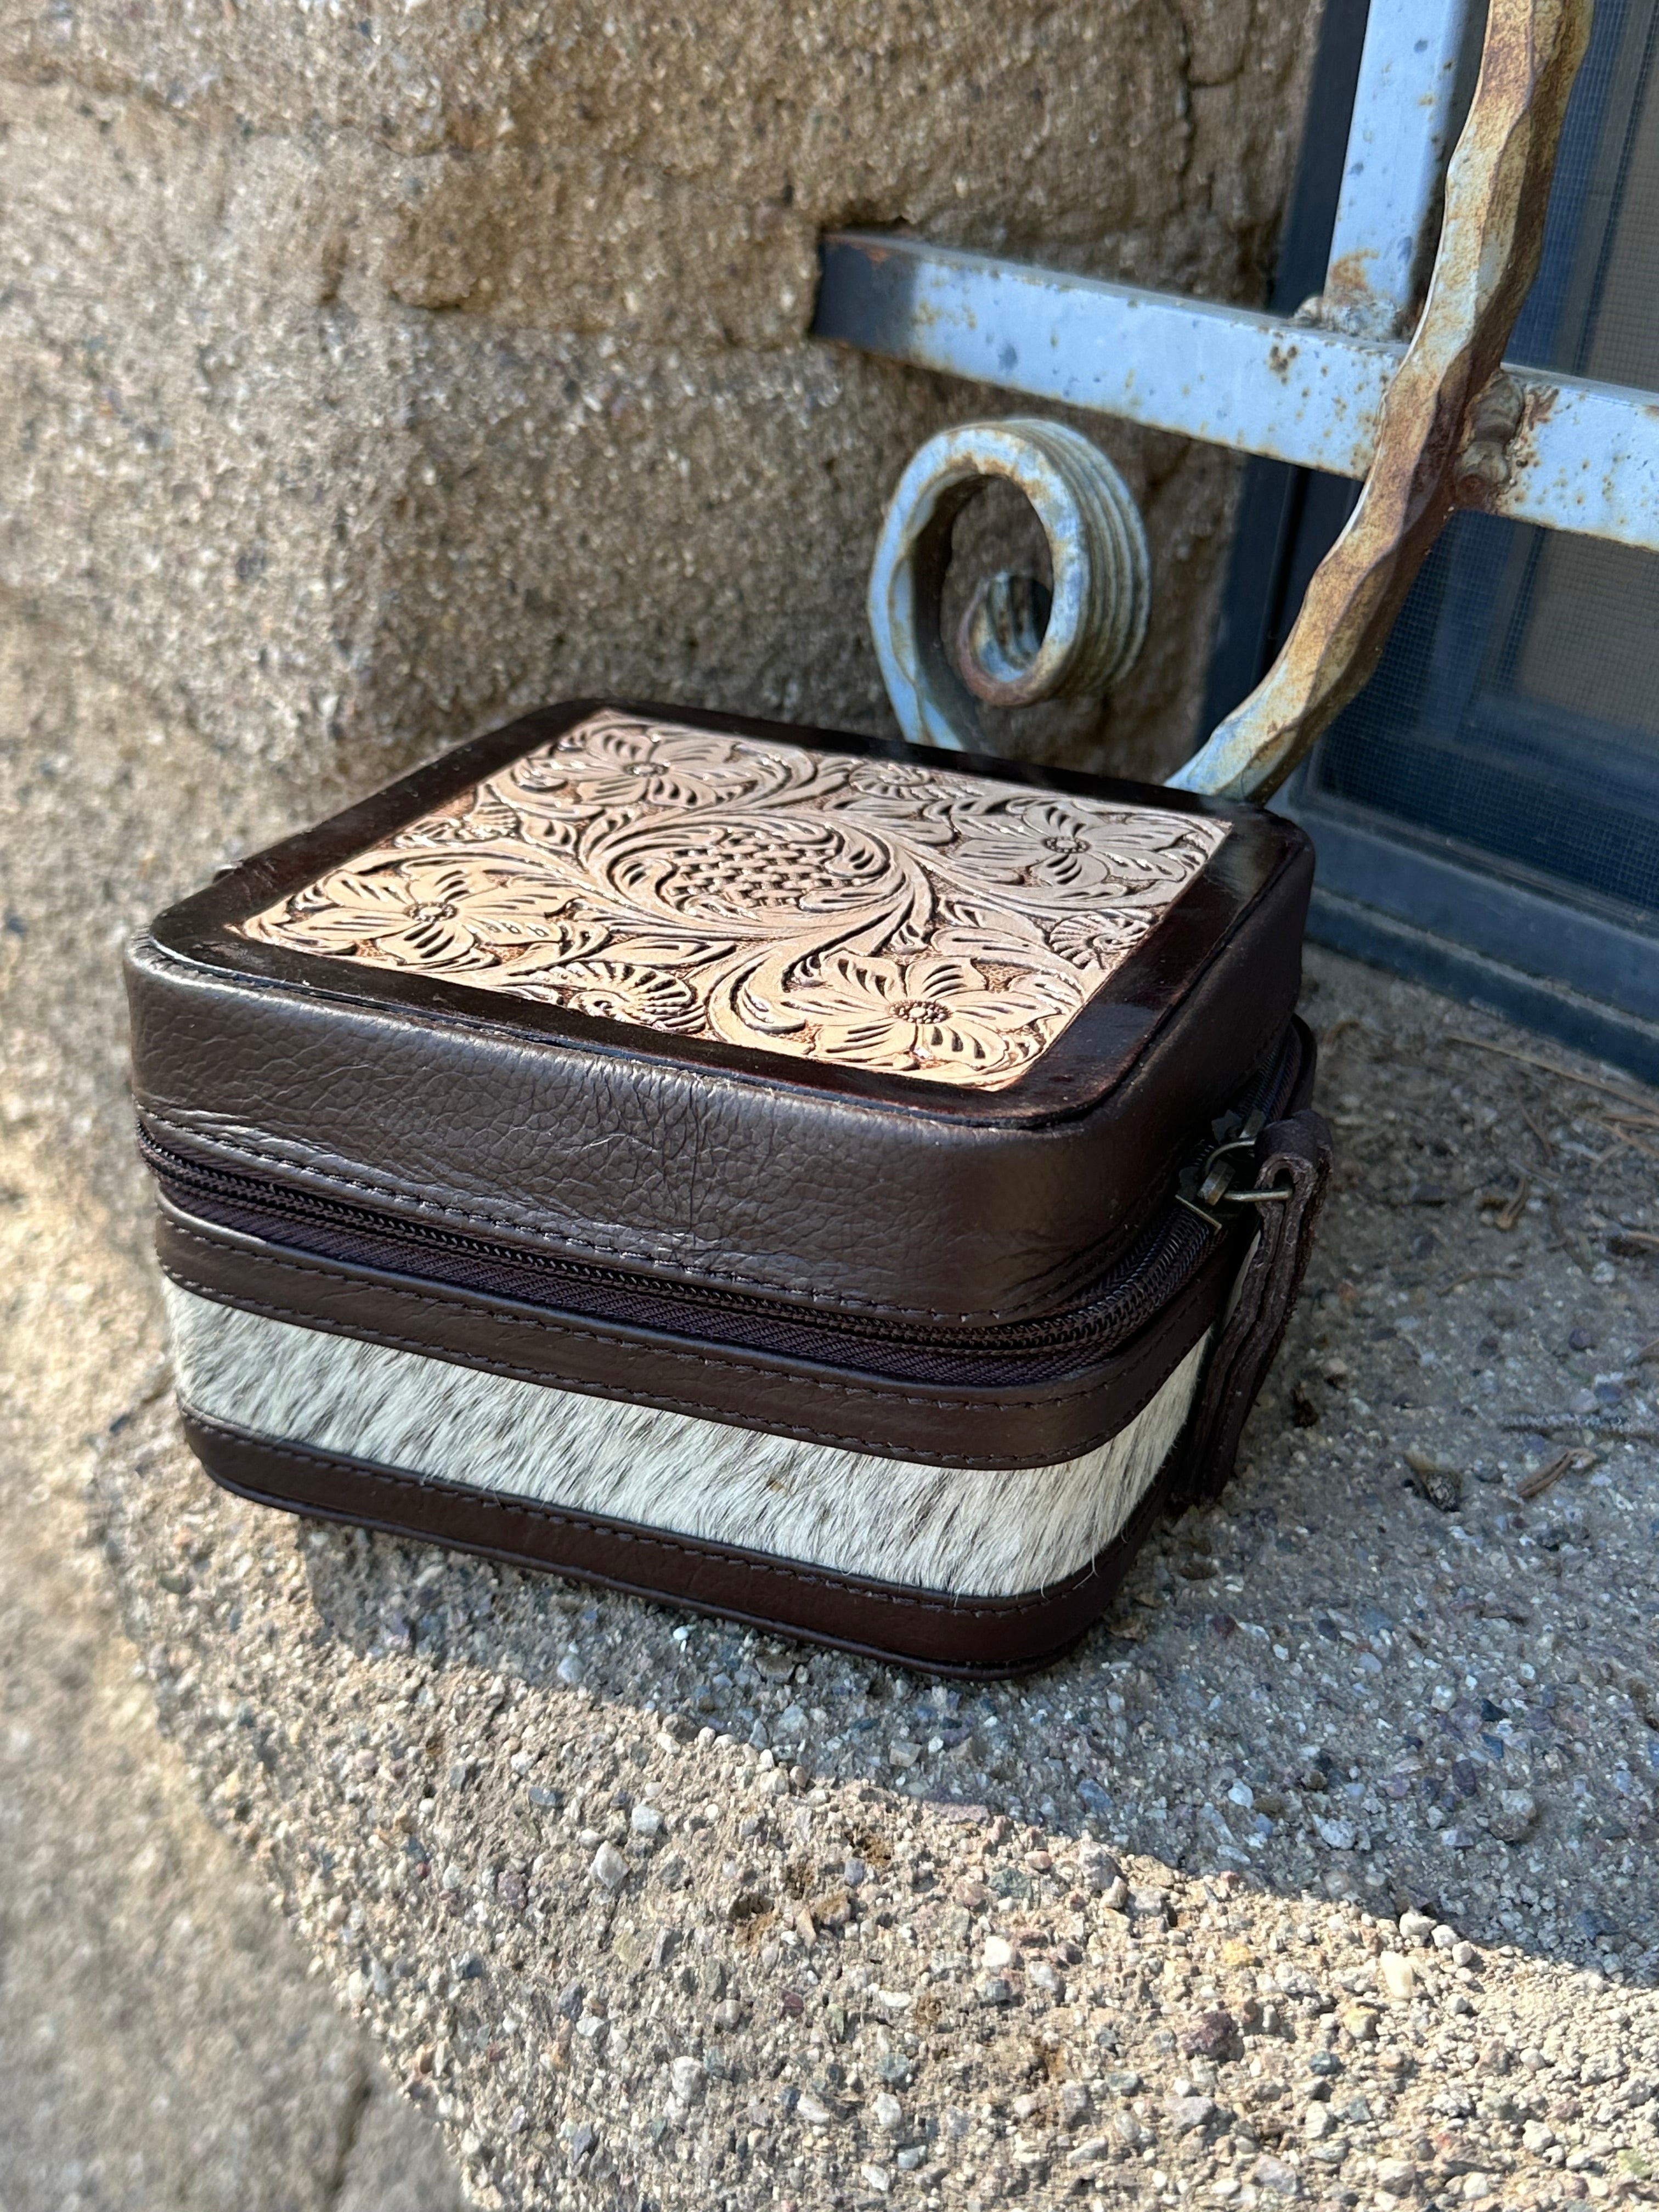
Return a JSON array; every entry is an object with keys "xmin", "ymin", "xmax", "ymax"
[
  {"xmin": 815, "ymin": 237, "xmax": 1397, "ymax": 476},
  {"xmin": 1460, "ymin": 366, "xmax": 1659, "ymax": 541},
  {"xmin": 1170, "ymin": 0, "xmax": 1594, "ymax": 799}
]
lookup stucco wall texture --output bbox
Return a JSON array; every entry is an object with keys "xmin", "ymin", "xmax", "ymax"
[{"xmin": 2, "ymin": 0, "xmax": 1317, "ymax": 819}]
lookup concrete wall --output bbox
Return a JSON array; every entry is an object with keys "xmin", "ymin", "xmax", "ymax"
[{"xmin": 1, "ymin": 0, "xmax": 1318, "ymax": 1179}]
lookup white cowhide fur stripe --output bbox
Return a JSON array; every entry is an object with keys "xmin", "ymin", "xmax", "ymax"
[{"xmin": 163, "ymin": 1280, "xmax": 1207, "ymax": 1599}]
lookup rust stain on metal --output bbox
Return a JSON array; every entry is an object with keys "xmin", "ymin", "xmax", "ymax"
[
  {"xmin": 1318, "ymin": 249, "xmax": 1393, "ymax": 338},
  {"xmin": 1174, "ymin": 0, "xmax": 1594, "ymax": 802},
  {"xmin": 1326, "ymin": 250, "xmax": 1378, "ymax": 299},
  {"xmin": 1266, "ymin": 340, "xmax": 1300, "ymax": 383}
]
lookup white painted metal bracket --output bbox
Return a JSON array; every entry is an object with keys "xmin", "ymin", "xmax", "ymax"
[{"xmin": 816, "ymin": 235, "xmax": 1659, "ymax": 554}]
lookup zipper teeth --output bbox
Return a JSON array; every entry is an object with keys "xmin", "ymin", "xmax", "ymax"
[
  {"xmin": 139, "ymin": 1035, "xmax": 1297, "ymax": 1359},
  {"xmin": 144, "ymin": 1122, "xmax": 1199, "ymax": 1356}
]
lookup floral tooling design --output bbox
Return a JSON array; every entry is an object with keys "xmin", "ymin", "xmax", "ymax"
[{"xmin": 239, "ymin": 710, "xmax": 1228, "ymax": 1090}]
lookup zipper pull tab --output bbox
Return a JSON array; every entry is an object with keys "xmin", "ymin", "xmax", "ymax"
[{"xmin": 1175, "ymin": 1108, "xmax": 1291, "ymax": 1228}]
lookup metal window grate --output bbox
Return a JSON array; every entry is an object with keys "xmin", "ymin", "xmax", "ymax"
[{"xmin": 813, "ymin": 0, "xmax": 1658, "ymax": 1071}]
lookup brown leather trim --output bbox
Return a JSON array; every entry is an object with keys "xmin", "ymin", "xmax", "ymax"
[
  {"xmin": 165, "ymin": 1064, "xmax": 1327, "ymax": 1674},
  {"xmin": 127, "ymin": 698, "xmax": 1313, "ymax": 1326},
  {"xmin": 178, "ymin": 1407, "xmax": 1186, "ymax": 1677},
  {"xmin": 1176, "ymin": 1107, "xmax": 1334, "ymax": 1506},
  {"xmin": 156, "ymin": 1198, "xmax": 1245, "ymax": 1468}
]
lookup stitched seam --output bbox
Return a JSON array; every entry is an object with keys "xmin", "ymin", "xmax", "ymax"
[
  {"xmin": 161, "ymin": 1220, "xmax": 1204, "ymax": 1437},
  {"xmin": 140, "ymin": 1076, "xmax": 1273, "ymax": 1323},
  {"xmin": 180, "ymin": 1409, "xmax": 1154, "ymax": 1621}
]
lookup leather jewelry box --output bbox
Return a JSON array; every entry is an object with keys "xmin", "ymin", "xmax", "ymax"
[{"xmin": 127, "ymin": 699, "xmax": 1330, "ymax": 1675}]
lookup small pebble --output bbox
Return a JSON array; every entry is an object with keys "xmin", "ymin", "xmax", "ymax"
[
  {"xmin": 1404, "ymin": 1448, "xmax": 1463, "ymax": 1513},
  {"xmin": 668, "ymin": 2055, "xmax": 704, "ymax": 2104},
  {"xmin": 1252, "ymin": 2155, "xmax": 1300, "ymax": 2197},
  {"xmin": 1378, "ymin": 1952, "xmax": 1417, "ymax": 2001},
  {"xmin": 1165, "ymin": 2093, "xmax": 1215, "ymax": 2134},
  {"xmin": 1181, "ymin": 2008, "xmax": 1240, "ymax": 2060},
  {"xmin": 1490, "ymin": 1789, "xmax": 1539, "ymax": 1842},
  {"xmin": 589, "ymin": 1841, "xmax": 629, "ymax": 1892}
]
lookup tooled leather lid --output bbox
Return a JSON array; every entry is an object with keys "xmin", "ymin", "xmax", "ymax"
[
  {"xmin": 231, "ymin": 703, "xmax": 1233, "ymax": 1098},
  {"xmin": 129, "ymin": 700, "xmax": 1312, "ymax": 1323}
]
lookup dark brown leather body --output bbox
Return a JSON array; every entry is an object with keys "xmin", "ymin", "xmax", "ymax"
[
  {"xmin": 127, "ymin": 699, "xmax": 1314, "ymax": 1329},
  {"xmin": 171, "ymin": 1102, "xmax": 1334, "ymax": 1677}
]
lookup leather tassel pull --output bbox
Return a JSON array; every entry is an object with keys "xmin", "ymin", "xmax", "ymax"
[{"xmin": 1177, "ymin": 1107, "xmax": 1334, "ymax": 1506}]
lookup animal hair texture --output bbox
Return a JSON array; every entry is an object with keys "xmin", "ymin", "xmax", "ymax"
[{"xmin": 165, "ymin": 1281, "xmax": 1207, "ymax": 1597}]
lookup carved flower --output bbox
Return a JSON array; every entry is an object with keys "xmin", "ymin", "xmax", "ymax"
[
  {"xmin": 780, "ymin": 951, "xmax": 1080, "ymax": 1079},
  {"xmin": 839, "ymin": 755, "xmax": 963, "ymax": 846},
  {"xmin": 517, "ymin": 719, "xmax": 768, "ymax": 816},
  {"xmin": 524, "ymin": 958, "xmax": 703, "ymax": 1031},
  {"xmin": 1045, "ymin": 909, "xmax": 1154, "ymax": 970},
  {"xmin": 940, "ymin": 796, "xmax": 1218, "ymax": 904},
  {"xmin": 251, "ymin": 858, "xmax": 606, "ymax": 972}
]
